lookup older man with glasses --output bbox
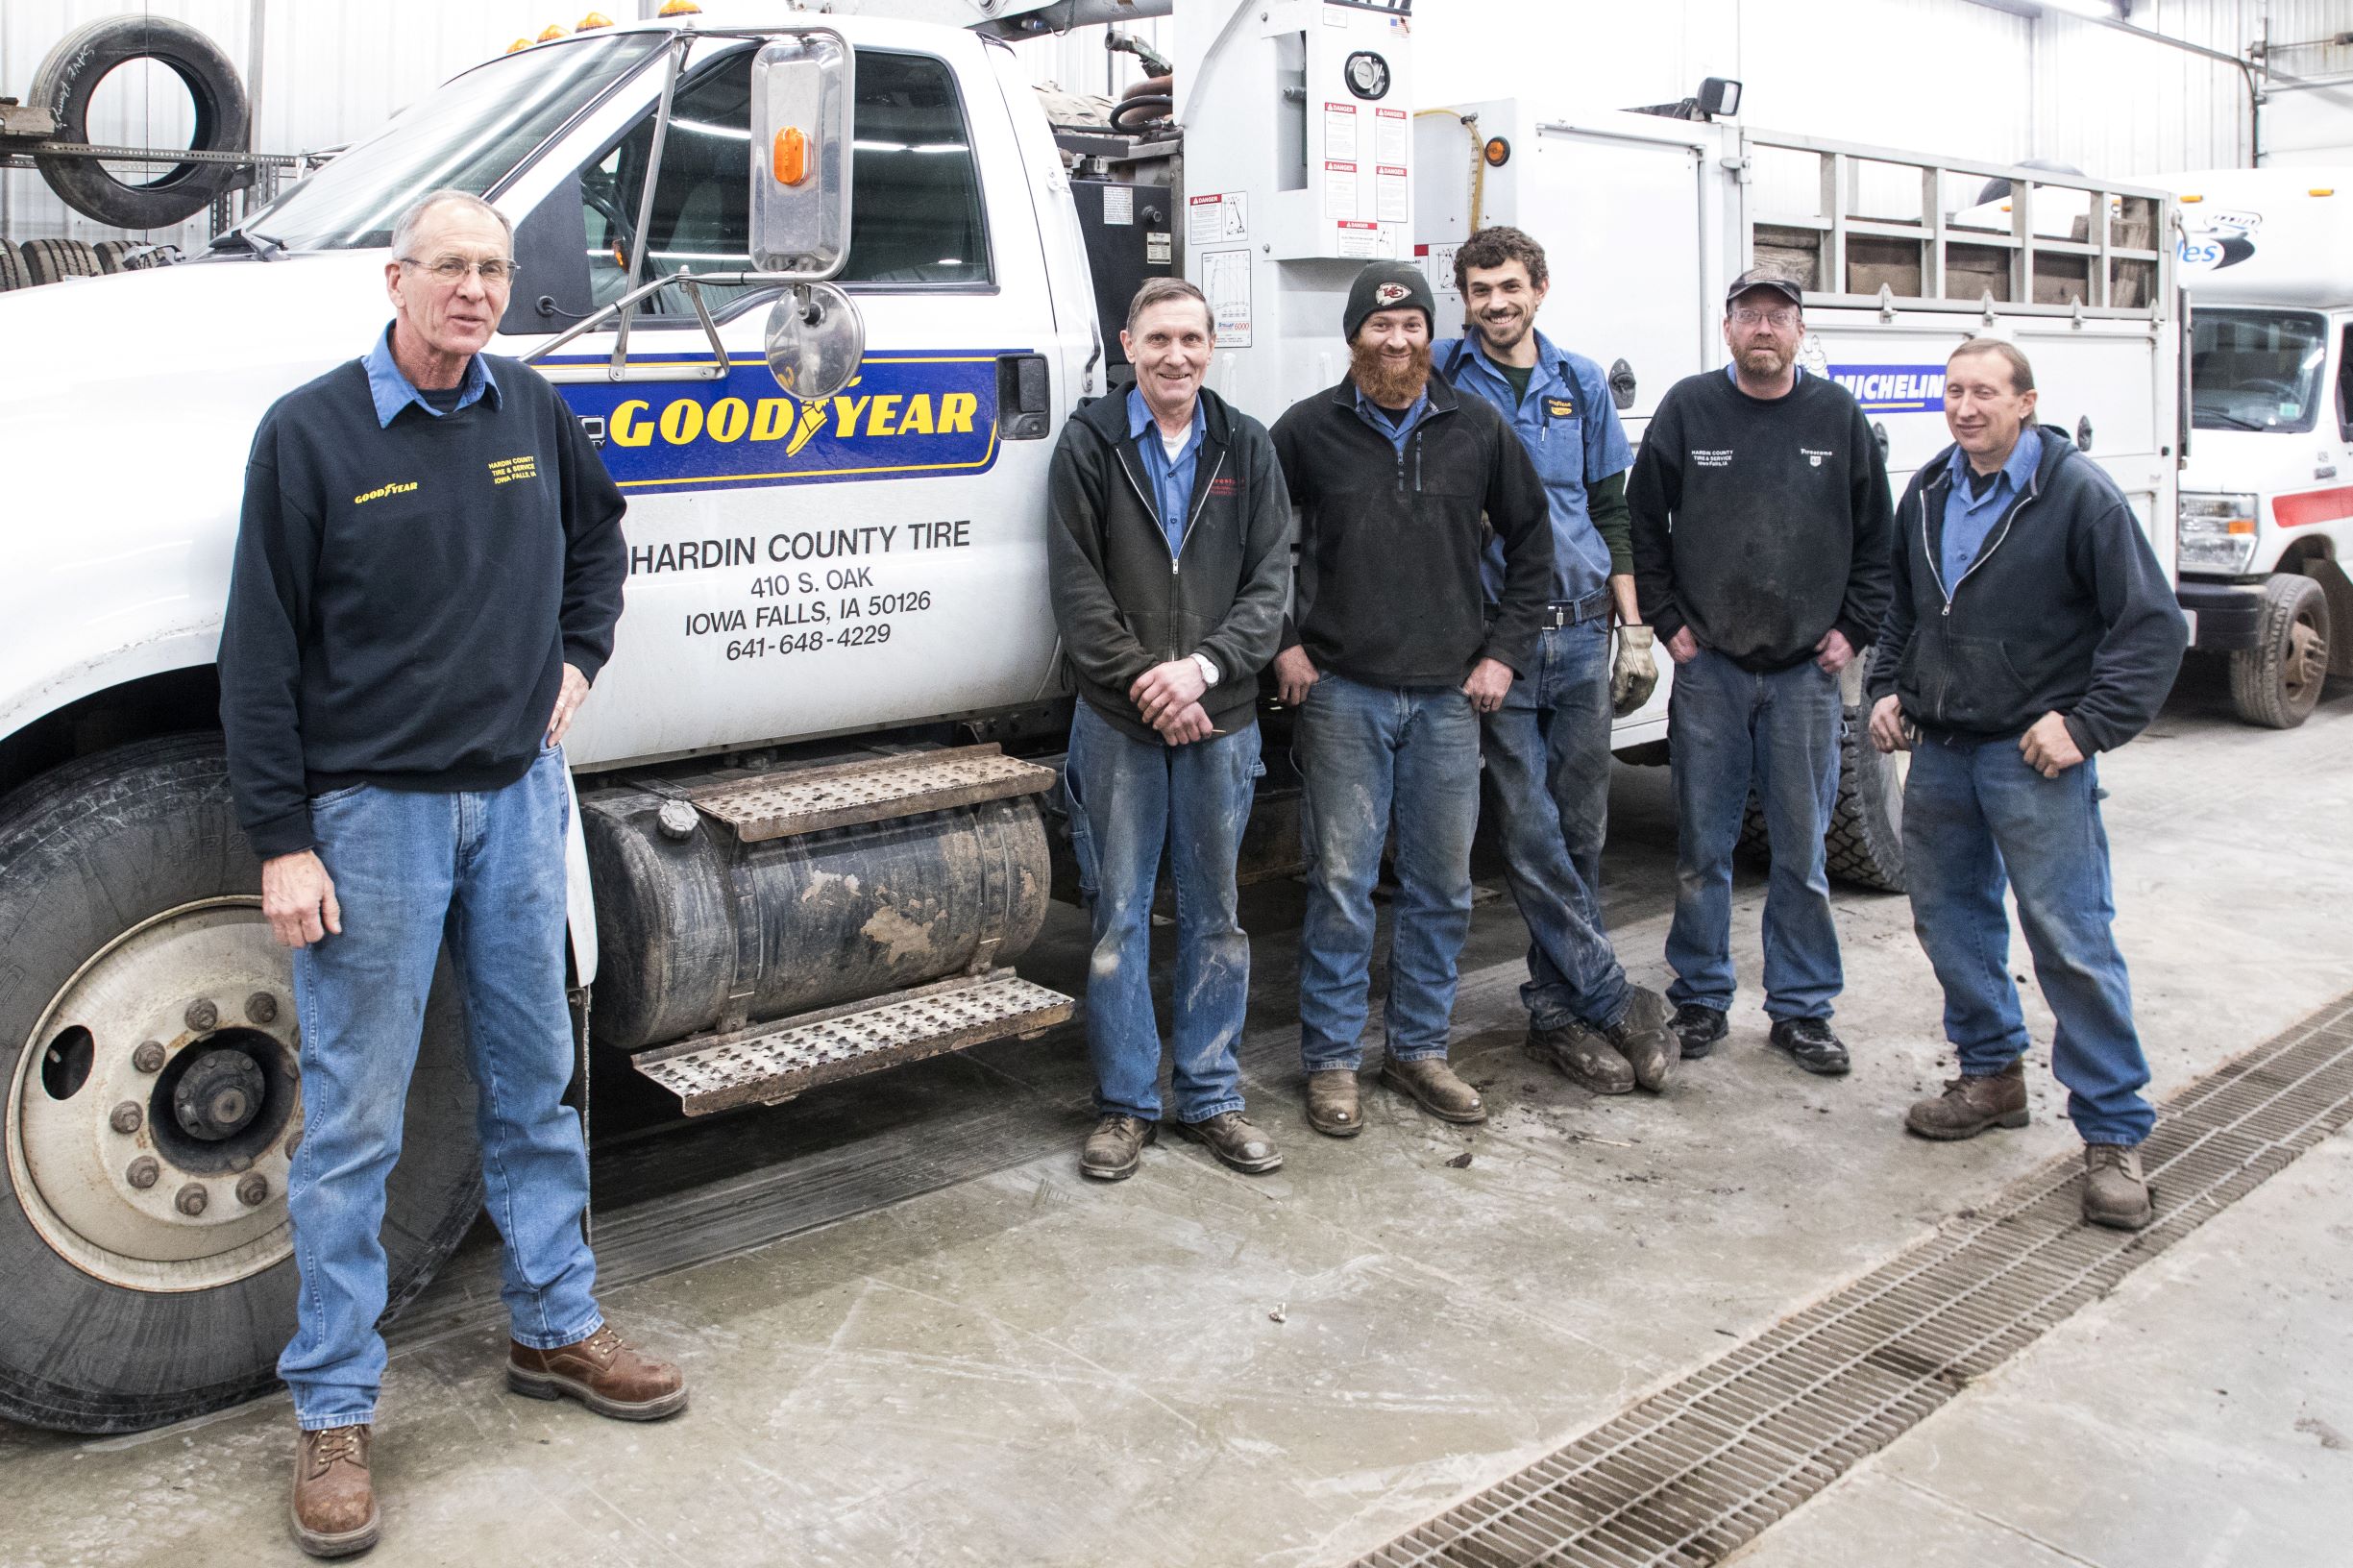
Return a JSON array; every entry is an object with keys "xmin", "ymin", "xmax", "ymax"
[
  {"xmin": 219, "ymin": 188, "xmax": 681, "ymax": 1559},
  {"xmin": 1628, "ymin": 266, "xmax": 1892, "ymax": 1079}
]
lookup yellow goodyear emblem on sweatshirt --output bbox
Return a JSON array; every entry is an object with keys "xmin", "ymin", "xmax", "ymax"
[
  {"xmin": 555, "ymin": 354, "xmax": 1006, "ymax": 495},
  {"xmin": 353, "ymin": 480, "xmax": 419, "ymax": 505}
]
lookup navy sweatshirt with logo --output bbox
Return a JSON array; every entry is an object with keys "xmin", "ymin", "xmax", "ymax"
[
  {"xmin": 1628, "ymin": 369, "xmax": 1892, "ymax": 671},
  {"xmin": 219, "ymin": 355, "xmax": 627, "ymax": 859}
]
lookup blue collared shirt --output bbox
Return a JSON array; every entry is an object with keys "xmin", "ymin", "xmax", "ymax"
[
  {"xmin": 1351, "ymin": 381, "xmax": 1436, "ymax": 454},
  {"xmin": 1439, "ymin": 331, "xmax": 1633, "ymax": 602},
  {"xmin": 1127, "ymin": 383, "xmax": 1206, "ymax": 557},
  {"xmin": 1939, "ymin": 431, "xmax": 2041, "ymax": 593},
  {"xmin": 361, "ymin": 322, "xmax": 500, "ymax": 429}
]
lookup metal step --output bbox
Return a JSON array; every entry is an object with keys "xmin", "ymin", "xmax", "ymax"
[
  {"xmin": 628, "ymin": 968, "xmax": 1074, "ymax": 1116},
  {"xmin": 689, "ymin": 743, "xmax": 1058, "ymax": 843}
]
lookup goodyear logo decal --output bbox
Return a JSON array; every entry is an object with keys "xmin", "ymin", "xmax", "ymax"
[
  {"xmin": 1828, "ymin": 364, "xmax": 1947, "ymax": 414},
  {"xmin": 1544, "ymin": 395, "xmax": 1576, "ymax": 420},
  {"xmin": 354, "ymin": 479, "xmax": 419, "ymax": 505},
  {"xmin": 554, "ymin": 353, "xmax": 1006, "ymax": 494}
]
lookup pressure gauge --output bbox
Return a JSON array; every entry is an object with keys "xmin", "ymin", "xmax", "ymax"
[{"xmin": 1344, "ymin": 50, "xmax": 1391, "ymax": 101}]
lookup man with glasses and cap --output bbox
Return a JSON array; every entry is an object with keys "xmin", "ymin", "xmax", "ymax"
[{"xmin": 1628, "ymin": 266, "xmax": 1892, "ymax": 1079}]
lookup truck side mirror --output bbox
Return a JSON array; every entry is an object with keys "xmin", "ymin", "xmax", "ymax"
[{"xmin": 749, "ymin": 30, "xmax": 853, "ymax": 282}]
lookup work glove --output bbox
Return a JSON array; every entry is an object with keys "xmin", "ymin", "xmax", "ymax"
[{"xmin": 1611, "ymin": 625, "xmax": 1658, "ymax": 716}]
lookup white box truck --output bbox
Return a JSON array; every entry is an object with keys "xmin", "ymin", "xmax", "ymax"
[
  {"xmin": 0, "ymin": 0, "xmax": 2180, "ymax": 1433},
  {"xmin": 2161, "ymin": 167, "xmax": 2353, "ymax": 727}
]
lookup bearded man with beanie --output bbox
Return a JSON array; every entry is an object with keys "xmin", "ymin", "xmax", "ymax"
[{"xmin": 1270, "ymin": 262, "xmax": 1553, "ymax": 1136}]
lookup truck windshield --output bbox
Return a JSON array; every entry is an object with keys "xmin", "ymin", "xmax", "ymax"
[
  {"xmin": 234, "ymin": 33, "xmax": 665, "ymax": 252},
  {"xmin": 2191, "ymin": 308, "xmax": 2329, "ymax": 433}
]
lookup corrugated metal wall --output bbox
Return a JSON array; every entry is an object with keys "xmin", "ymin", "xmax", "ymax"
[{"xmin": 5, "ymin": 2, "xmax": 2348, "ymax": 247}]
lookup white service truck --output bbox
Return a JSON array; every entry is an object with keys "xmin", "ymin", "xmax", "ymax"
[
  {"xmin": 0, "ymin": 0, "xmax": 2181, "ymax": 1433},
  {"xmin": 2162, "ymin": 166, "xmax": 2353, "ymax": 727}
]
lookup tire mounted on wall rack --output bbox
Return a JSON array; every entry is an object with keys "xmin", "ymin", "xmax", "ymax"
[{"xmin": 28, "ymin": 16, "xmax": 251, "ymax": 230}]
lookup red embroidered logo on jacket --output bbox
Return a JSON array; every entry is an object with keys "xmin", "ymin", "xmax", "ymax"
[{"xmin": 1209, "ymin": 476, "xmax": 1241, "ymax": 497}]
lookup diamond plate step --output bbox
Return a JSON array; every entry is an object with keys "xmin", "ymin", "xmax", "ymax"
[
  {"xmin": 689, "ymin": 744, "xmax": 1058, "ymax": 842},
  {"xmin": 629, "ymin": 968, "xmax": 1074, "ymax": 1116}
]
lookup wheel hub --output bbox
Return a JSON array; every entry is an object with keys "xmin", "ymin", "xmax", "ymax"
[{"xmin": 6, "ymin": 899, "xmax": 303, "ymax": 1291}]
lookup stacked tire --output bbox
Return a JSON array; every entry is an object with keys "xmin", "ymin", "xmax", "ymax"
[{"xmin": 17, "ymin": 237, "xmax": 102, "ymax": 286}]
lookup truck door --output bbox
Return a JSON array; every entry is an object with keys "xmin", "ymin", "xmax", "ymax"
[{"xmin": 499, "ymin": 37, "xmax": 1065, "ymax": 770}]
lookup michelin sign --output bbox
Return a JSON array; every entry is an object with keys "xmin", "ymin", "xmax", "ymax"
[
  {"xmin": 1827, "ymin": 364, "xmax": 1947, "ymax": 413},
  {"xmin": 556, "ymin": 352, "xmax": 1007, "ymax": 494}
]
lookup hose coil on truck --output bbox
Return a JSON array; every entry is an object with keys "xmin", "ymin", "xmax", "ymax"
[{"xmin": 28, "ymin": 16, "xmax": 251, "ymax": 230}]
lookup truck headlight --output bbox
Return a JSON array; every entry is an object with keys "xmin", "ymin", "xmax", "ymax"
[{"xmin": 2177, "ymin": 492, "xmax": 2259, "ymax": 575}]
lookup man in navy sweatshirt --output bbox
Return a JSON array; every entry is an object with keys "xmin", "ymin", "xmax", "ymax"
[
  {"xmin": 1868, "ymin": 338, "xmax": 2184, "ymax": 1232},
  {"xmin": 219, "ymin": 190, "xmax": 678, "ymax": 1559}
]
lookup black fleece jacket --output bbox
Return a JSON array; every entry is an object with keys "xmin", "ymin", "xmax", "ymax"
[
  {"xmin": 1047, "ymin": 386, "xmax": 1292, "ymax": 743},
  {"xmin": 1869, "ymin": 427, "xmax": 2185, "ymax": 753},
  {"xmin": 219, "ymin": 355, "xmax": 626, "ymax": 859},
  {"xmin": 1272, "ymin": 375, "xmax": 1552, "ymax": 685},
  {"xmin": 1629, "ymin": 369, "xmax": 1892, "ymax": 670}
]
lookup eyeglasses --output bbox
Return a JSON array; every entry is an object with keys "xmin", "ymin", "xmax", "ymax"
[
  {"xmin": 400, "ymin": 255, "xmax": 519, "ymax": 285},
  {"xmin": 1730, "ymin": 306, "xmax": 1799, "ymax": 328}
]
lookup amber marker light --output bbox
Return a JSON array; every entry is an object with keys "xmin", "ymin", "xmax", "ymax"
[
  {"xmin": 773, "ymin": 127, "xmax": 809, "ymax": 186},
  {"xmin": 658, "ymin": 0, "xmax": 703, "ymax": 13},
  {"xmin": 1483, "ymin": 137, "xmax": 1510, "ymax": 167},
  {"xmin": 538, "ymin": 24, "xmax": 568, "ymax": 41},
  {"xmin": 2179, "ymin": 193, "xmax": 2203, "ymax": 203},
  {"xmin": 578, "ymin": 12, "xmax": 614, "ymax": 30},
  {"xmin": 2311, "ymin": 188, "xmax": 2336, "ymax": 197},
  {"xmin": 506, "ymin": 37, "xmax": 530, "ymax": 53}
]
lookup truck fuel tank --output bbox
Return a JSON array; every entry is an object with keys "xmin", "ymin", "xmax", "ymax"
[{"xmin": 582, "ymin": 768, "xmax": 1054, "ymax": 1052}]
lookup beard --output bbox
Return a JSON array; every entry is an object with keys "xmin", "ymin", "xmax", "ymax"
[
  {"xmin": 1351, "ymin": 336, "xmax": 1434, "ymax": 408},
  {"xmin": 1474, "ymin": 308, "xmax": 1532, "ymax": 355},
  {"xmin": 1735, "ymin": 341, "xmax": 1790, "ymax": 378}
]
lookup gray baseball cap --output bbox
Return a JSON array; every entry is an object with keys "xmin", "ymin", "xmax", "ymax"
[{"xmin": 1726, "ymin": 265, "xmax": 1804, "ymax": 308}]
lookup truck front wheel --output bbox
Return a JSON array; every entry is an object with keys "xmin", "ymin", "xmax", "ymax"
[
  {"xmin": 0, "ymin": 735, "xmax": 481, "ymax": 1433},
  {"xmin": 2228, "ymin": 573, "xmax": 2331, "ymax": 729}
]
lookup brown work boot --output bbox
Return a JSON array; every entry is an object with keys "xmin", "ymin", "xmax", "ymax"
[
  {"xmin": 1525, "ymin": 1019, "xmax": 1634, "ymax": 1094},
  {"xmin": 1080, "ymin": 1114, "xmax": 1157, "ymax": 1180},
  {"xmin": 1173, "ymin": 1111, "xmax": 1284, "ymax": 1174},
  {"xmin": 289, "ymin": 1423, "xmax": 379, "ymax": 1559},
  {"xmin": 508, "ymin": 1324, "xmax": 688, "ymax": 1420},
  {"xmin": 1906, "ymin": 1061, "xmax": 2030, "ymax": 1140},
  {"xmin": 2082, "ymin": 1142, "xmax": 2155, "ymax": 1231},
  {"xmin": 1378, "ymin": 1055, "xmax": 1487, "ymax": 1124},
  {"xmin": 1602, "ymin": 987, "xmax": 1679, "ymax": 1094},
  {"xmin": 1306, "ymin": 1068, "xmax": 1362, "ymax": 1138}
]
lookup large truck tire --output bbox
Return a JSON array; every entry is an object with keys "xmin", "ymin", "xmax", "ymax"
[
  {"xmin": 29, "ymin": 16, "xmax": 250, "ymax": 230},
  {"xmin": 0, "ymin": 735, "xmax": 481, "ymax": 1434},
  {"xmin": 0, "ymin": 246, "xmax": 27, "ymax": 291},
  {"xmin": 2228, "ymin": 572, "xmax": 2331, "ymax": 728},
  {"xmin": 19, "ymin": 237, "xmax": 101, "ymax": 287}
]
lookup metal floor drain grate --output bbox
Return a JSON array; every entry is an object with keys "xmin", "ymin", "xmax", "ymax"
[{"xmin": 1353, "ymin": 995, "xmax": 2353, "ymax": 1568}]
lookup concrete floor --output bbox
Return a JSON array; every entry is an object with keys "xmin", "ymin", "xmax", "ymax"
[{"xmin": 3, "ymin": 656, "xmax": 2349, "ymax": 1568}]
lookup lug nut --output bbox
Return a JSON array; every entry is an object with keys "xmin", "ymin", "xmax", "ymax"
[
  {"xmin": 235, "ymin": 1173, "xmax": 270, "ymax": 1208},
  {"xmin": 110, "ymin": 1101, "xmax": 143, "ymax": 1134},
  {"xmin": 184, "ymin": 999, "xmax": 218, "ymax": 1033},
  {"xmin": 133, "ymin": 1040, "xmax": 165, "ymax": 1073},
  {"xmin": 174, "ymin": 1184, "xmax": 209, "ymax": 1216},
  {"xmin": 126, "ymin": 1156, "xmax": 159, "ymax": 1189},
  {"xmin": 245, "ymin": 991, "xmax": 280, "ymax": 1025}
]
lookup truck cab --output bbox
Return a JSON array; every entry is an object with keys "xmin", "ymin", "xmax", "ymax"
[{"xmin": 2163, "ymin": 168, "xmax": 2353, "ymax": 727}]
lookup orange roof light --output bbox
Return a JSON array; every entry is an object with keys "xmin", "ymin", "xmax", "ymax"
[
  {"xmin": 2179, "ymin": 193, "xmax": 2203, "ymax": 203},
  {"xmin": 506, "ymin": 37, "xmax": 531, "ymax": 53},
  {"xmin": 538, "ymin": 24, "xmax": 568, "ymax": 41},
  {"xmin": 2310, "ymin": 187, "xmax": 2336, "ymax": 197},
  {"xmin": 658, "ymin": 0, "xmax": 703, "ymax": 13},
  {"xmin": 773, "ymin": 127, "xmax": 809, "ymax": 186},
  {"xmin": 578, "ymin": 12, "xmax": 613, "ymax": 30}
]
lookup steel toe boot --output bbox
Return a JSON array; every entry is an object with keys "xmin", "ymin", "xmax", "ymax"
[
  {"xmin": 290, "ymin": 1423, "xmax": 379, "ymax": 1559},
  {"xmin": 1525, "ymin": 1019, "xmax": 1634, "ymax": 1094},
  {"xmin": 1603, "ymin": 987, "xmax": 1679, "ymax": 1093},
  {"xmin": 1078, "ymin": 1114, "xmax": 1156, "ymax": 1180},
  {"xmin": 2082, "ymin": 1142, "xmax": 2155, "ymax": 1231},
  {"xmin": 1306, "ymin": 1068, "xmax": 1362, "ymax": 1138},
  {"xmin": 1906, "ymin": 1061, "xmax": 2029, "ymax": 1139},
  {"xmin": 508, "ymin": 1325, "xmax": 688, "ymax": 1420},
  {"xmin": 1173, "ymin": 1112, "xmax": 1284, "ymax": 1174},
  {"xmin": 1378, "ymin": 1055, "xmax": 1487, "ymax": 1123}
]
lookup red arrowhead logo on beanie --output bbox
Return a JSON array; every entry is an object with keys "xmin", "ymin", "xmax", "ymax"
[{"xmin": 1373, "ymin": 282, "xmax": 1411, "ymax": 306}]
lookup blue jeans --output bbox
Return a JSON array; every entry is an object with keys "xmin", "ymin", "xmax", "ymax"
[
  {"xmin": 1063, "ymin": 701, "xmax": 1261, "ymax": 1123},
  {"xmin": 1903, "ymin": 735, "xmax": 2154, "ymax": 1145},
  {"xmin": 1665, "ymin": 647, "xmax": 1844, "ymax": 1020},
  {"xmin": 1295, "ymin": 673, "xmax": 1482, "ymax": 1069},
  {"xmin": 280, "ymin": 747, "xmax": 601, "ymax": 1430},
  {"xmin": 1482, "ymin": 619, "xmax": 1630, "ymax": 1031}
]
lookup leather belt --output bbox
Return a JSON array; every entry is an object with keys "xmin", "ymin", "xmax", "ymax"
[{"xmin": 1538, "ymin": 589, "xmax": 1614, "ymax": 629}]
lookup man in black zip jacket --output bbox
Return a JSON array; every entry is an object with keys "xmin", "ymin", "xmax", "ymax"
[
  {"xmin": 1048, "ymin": 278, "xmax": 1292, "ymax": 1182},
  {"xmin": 1867, "ymin": 338, "xmax": 2184, "ymax": 1232},
  {"xmin": 1269, "ymin": 262, "xmax": 1553, "ymax": 1137},
  {"xmin": 1630, "ymin": 267, "xmax": 1892, "ymax": 1077}
]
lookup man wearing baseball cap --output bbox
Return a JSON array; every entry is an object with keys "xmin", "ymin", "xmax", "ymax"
[
  {"xmin": 1269, "ymin": 261, "xmax": 1553, "ymax": 1136},
  {"xmin": 1628, "ymin": 265, "xmax": 1892, "ymax": 1077}
]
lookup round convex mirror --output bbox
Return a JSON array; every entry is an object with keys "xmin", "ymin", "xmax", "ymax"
[{"xmin": 763, "ymin": 282, "xmax": 865, "ymax": 400}]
